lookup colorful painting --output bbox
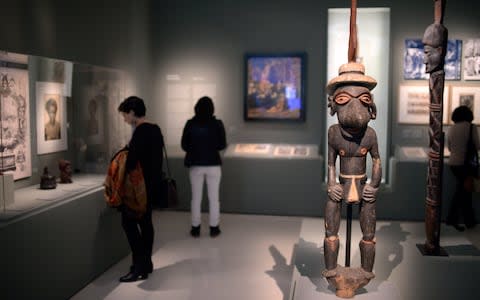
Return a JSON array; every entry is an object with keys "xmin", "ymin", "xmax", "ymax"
[{"xmin": 245, "ymin": 54, "xmax": 305, "ymax": 121}]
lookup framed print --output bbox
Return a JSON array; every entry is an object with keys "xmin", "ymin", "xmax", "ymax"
[
  {"xmin": 0, "ymin": 63, "xmax": 31, "ymax": 180},
  {"xmin": 245, "ymin": 53, "xmax": 306, "ymax": 121},
  {"xmin": 404, "ymin": 39, "xmax": 462, "ymax": 80},
  {"xmin": 398, "ymin": 85, "xmax": 449, "ymax": 124},
  {"xmin": 36, "ymin": 82, "xmax": 68, "ymax": 154},
  {"xmin": 450, "ymin": 86, "xmax": 480, "ymax": 124},
  {"xmin": 463, "ymin": 39, "xmax": 480, "ymax": 80}
]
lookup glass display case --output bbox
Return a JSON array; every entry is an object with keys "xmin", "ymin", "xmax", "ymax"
[{"xmin": 0, "ymin": 50, "xmax": 132, "ymax": 221}]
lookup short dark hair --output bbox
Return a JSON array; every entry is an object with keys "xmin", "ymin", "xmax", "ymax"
[
  {"xmin": 194, "ymin": 96, "xmax": 214, "ymax": 119},
  {"xmin": 118, "ymin": 96, "xmax": 146, "ymax": 117},
  {"xmin": 451, "ymin": 105, "xmax": 473, "ymax": 123},
  {"xmin": 45, "ymin": 98, "xmax": 58, "ymax": 112}
]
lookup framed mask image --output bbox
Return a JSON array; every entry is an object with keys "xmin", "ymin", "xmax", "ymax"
[
  {"xmin": 36, "ymin": 82, "xmax": 68, "ymax": 154},
  {"xmin": 404, "ymin": 39, "xmax": 462, "ymax": 80},
  {"xmin": 244, "ymin": 53, "xmax": 306, "ymax": 121},
  {"xmin": 463, "ymin": 39, "xmax": 480, "ymax": 80},
  {"xmin": 450, "ymin": 85, "xmax": 480, "ymax": 124},
  {"xmin": 397, "ymin": 85, "xmax": 449, "ymax": 124}
]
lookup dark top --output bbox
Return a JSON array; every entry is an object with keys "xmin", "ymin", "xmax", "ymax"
[
  {"xmin": 181, "ymin": 116, "xmax": 227, "ymax": 167},
  {"xmin": 126, "ymin": 122, "xmax": 164, "ymax": 204}
]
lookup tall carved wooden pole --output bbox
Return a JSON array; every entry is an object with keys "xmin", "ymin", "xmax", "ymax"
[{"xmin": 419, "ymin": 0, "xmax": 448, "ymax": 256}]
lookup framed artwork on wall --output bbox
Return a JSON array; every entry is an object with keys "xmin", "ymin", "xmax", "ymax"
[
  {"xmin": 0, "ymin": 62, "xmax": 32, "ymax": 180},
  {"xmin": 404, "ymin": 39, "xmax": 462, "ymax": 80},
  {"xmin": 450, "ymin": 85, "xmax": 480, "ymax": 124},
  {"xmin": 36, "ymin": 82, "xmax": 68, "ymax": 154},
  {"xmin": 463, "ymin": 39, "xmax": 480, "ymax": 80},
  {"xmin": 244, "ymin": 53, "xmax": 306, "ymax": 121},
  {"xmin": 397, "ymin": 85, "xmax": 450, "ymax": 124}
]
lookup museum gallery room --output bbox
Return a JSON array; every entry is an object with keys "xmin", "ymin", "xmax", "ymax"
[{"xmin": 1, "ymin": 0, "xmax": 480, "ymax": 299}]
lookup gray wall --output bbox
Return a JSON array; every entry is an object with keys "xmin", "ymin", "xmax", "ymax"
[{"xmin": 0, "ymin": 0, "xmax": 479, "ymax": 219}]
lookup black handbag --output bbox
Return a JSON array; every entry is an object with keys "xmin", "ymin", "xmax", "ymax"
[
  {"xmin": 465, "ymin": 124, "xmax": 479, "ymax": 177},
  {"xmin": 158, "ymin": 145, "xmax": 179, "ymax": 209}
]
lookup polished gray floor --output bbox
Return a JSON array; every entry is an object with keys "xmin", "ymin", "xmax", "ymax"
[{"xmin": 71, "ymin": 211, "xmax": 480, "ymax": 300}]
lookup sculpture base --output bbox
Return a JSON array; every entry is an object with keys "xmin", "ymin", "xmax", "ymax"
[
  {"xmin": 416, "ymin": 243, "xmax": 448, "ymax": 256},
  {"xmin": 324, "ymin": 265, "xmax": 374, "ymax": 298}
]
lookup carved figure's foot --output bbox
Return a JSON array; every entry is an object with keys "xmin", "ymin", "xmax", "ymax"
[
  {"xmin": 322, "ymin": 266, "xmax": 338, "ymax": 278},
  {"xmin": 360, "ymin": 268, "xmax": 375, "ymax": 280}
]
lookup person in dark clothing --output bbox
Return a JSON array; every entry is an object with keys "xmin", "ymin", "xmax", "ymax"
[
  {"xmin": 181, "ymin": 96, "xmax": 227, "ymax": 238},
  {"xmin": 117, "ymin": 96, "xmax": 164, "ymax": 282},
  {"xmin": 447, "ymin": 106, "xmax": 479, "ymax": 231}
]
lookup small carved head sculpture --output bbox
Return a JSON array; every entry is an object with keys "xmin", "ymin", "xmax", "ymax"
[
  {"xmin": 422, "ymin": 23, "xmax": 448, "ymax": 73},
  {"xmin": 59, "ymin": 159, "xmax": 72, "ymax": 183},
  {"xmin": 327, "ymin": 62, "xmax": 377, "ymax": 136}
]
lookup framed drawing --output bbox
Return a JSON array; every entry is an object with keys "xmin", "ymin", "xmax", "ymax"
[
  {"xmin": 450, "ymin": 86, "xmax": 480, "ymax": 124},
  {"xmin": 0, "ymin": 62, "xmax": 32, "ymax": 180},
  {"xmin": 398, "ymin": 85, "xmax": 449, "ymax": 124},
  {"xmin": 245, "ymin": 53, "xmax": 306, "ymax": 121},
  {"xmin": 463, "ymin": 39, "xmax": 480, "ymax": 80},
  {"xmin": 404, "ymin": 39, "xmax": 462, "ymax": 80},
  {"xmin": 36, "ymin": 82, "xmax": 68, "ymax": 154}
]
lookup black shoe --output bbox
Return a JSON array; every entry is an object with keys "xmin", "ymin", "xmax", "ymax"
[
  {"xmin": 466, "ymin": 223, "xmax": 477, "ymax": 229},
  {"xmin": 130, "ymin": 262, "xmax": 153, "ymax": 274},
  {"xmin": 119, "ymin": 271, "xmax": 148, "ymax": 282},
  {"xmin": 210, "ymin": 226, "xmax": 221, "ymax": 237},
  {"xmin": 190, "ymin": 225, "xmax": 200, "ymax": 237}
]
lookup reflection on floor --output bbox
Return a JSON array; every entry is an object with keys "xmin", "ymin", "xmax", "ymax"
[{"xmin": 71, "ymin": 211, "xmax": 480, "ymax": 300}]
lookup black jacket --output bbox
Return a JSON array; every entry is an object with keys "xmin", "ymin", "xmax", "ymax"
[
  {"xmin": 126, "ymin": 122, "xmax": 164, "ymax": 204},
  {"xmin": 181, "ymin": 116, "xmax": 227, "ymax": 167}
]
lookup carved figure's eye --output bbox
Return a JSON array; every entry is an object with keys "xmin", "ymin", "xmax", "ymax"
[
  {"xmin": 334, "ymin": 93, "xmax": 351, "ymax": 105},
  {"xmin": 358, "ymin": 94, "xmax": 372, "ymax": 104}
]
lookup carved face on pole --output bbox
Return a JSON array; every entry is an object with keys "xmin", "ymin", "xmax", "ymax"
[{"xmin": 422, "ymin": 23, "xmax": 448, "ymax": 73}]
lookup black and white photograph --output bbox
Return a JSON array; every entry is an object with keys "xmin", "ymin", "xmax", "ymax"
[
  {"xmin": 463, "ymin": 39, "xmax": 480, "ymax": 80},
  {"xmin": 36, "ymin": 82, "xmax": 68, "ymax": 154},
  {"xmin": 450, "ymin": 85, "xmax": 480, "ymax": 124}
]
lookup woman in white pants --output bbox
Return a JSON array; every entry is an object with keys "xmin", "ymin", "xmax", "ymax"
[{"xmin": 181, "ymin": 96, "xmax": 227, "ymax": 237}]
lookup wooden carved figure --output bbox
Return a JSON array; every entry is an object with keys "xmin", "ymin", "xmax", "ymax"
[
  {"xmin": 59, "ymin": 159, "xmax": 73, "ymax": 183},
  {"xmin": 421, "ymin": 0, "xmax": 448, "ymax": 255},
  {"xmin": 322, "ymin": 0, "xmax": 382, "ymax": 297}
]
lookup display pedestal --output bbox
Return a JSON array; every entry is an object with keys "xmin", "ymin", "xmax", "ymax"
[{"xmin": 1, "ymin": 174, "xmax": 14, "ymax": 210}]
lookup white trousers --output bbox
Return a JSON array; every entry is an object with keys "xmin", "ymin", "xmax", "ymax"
[{"xmin": 189, "ymin": 166, "xmax": 221, "ymax": 227}]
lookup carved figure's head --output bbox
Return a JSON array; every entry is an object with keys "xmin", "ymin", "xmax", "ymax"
[
  {"xmin": 327, "ymin": 62, "xmax": 377, "ymax": 134},
  {"xmin": 422, "ymin": 23, "xmax": 448, "ymax": 73}
]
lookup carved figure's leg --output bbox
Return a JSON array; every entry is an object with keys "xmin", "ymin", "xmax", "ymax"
[
  {"xmin": 323, "ymin": 199, "xmax": 341, "ymax": 277},
  {"xmin": 359, "ymin": 201, "xmax": 376, "ymax": 279}
]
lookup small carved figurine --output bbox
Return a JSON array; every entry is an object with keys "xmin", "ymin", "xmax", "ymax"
[
  {"xmin": 322, "ymin": 0, "xmax": 382, "ymax": 298},
  {"xmin": 40, "ymin": 167, "xmax": 57, "ymax": 189},
  {"xmin": 59, "ymin": 159, "xmax": 73, "ymax": 183}
]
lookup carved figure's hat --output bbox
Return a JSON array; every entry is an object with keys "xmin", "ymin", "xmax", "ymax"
[
  {"xmin": 326, "ymin": 0, "xmax": 377, "ymax": 95},
  {"xmin": 422, "ymin": 0, "xmax": 448, "ymax": 48},
  {"xmin": 326, "ymin": 62, "xmax": 377, "ymax": 95}
]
